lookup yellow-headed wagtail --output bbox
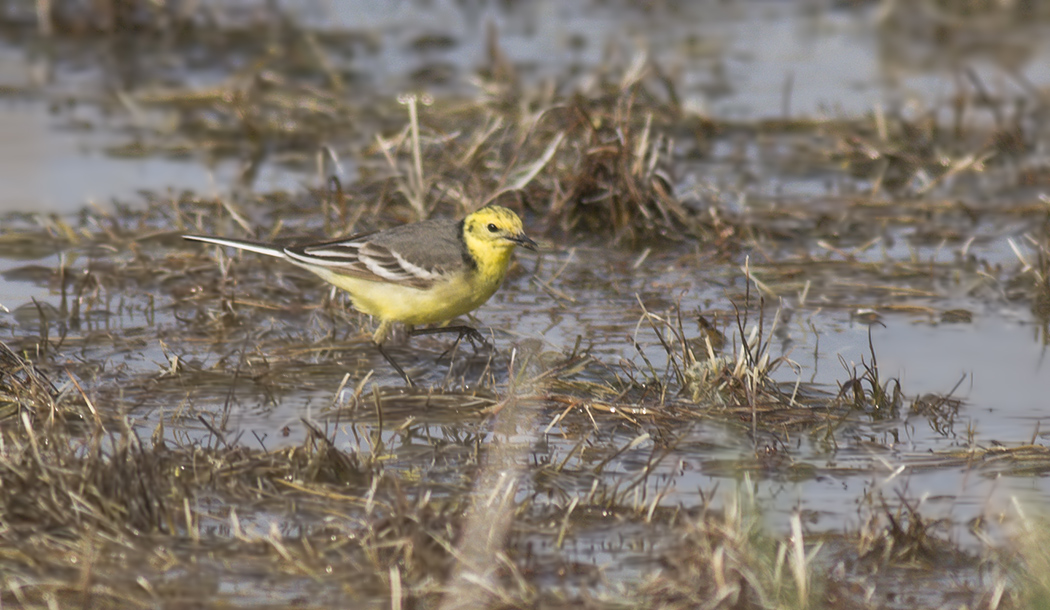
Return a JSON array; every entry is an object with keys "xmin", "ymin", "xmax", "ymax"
[{"xmin": 184, "ymin": 205, "xmax": 537, "ymax": 382}]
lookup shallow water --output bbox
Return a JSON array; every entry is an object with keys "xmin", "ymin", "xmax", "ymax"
[
  {"xmin": 2, "ymin": 0, "xmax": 1050, "ymax": 603},
  {"xmin": 0, "ymin": 0, "xmax": 1046, "ymax": 214}
]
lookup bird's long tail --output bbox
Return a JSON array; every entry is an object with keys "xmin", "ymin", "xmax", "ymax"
[{"xmin": 183, "ymin": 235, "xmax": 286, "ymax": 258}]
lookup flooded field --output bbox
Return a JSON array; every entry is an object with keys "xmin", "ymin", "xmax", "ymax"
[{"xmin": 3, "ymin": 0, "xmax": 1050, "ymax": 608}]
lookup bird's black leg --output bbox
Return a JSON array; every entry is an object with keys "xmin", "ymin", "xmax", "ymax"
[
  {"xmin": 374, "ymin": 341, "xmax": 413, "ymax": 387},
  {"xmin": 409, "ymin": 325, "xmax": 491, "ymax": 359}
]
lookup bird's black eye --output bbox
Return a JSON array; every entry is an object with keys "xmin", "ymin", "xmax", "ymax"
[{"xmin": 487, "ymin": 223, "xmax": 499, "ymax": 233}]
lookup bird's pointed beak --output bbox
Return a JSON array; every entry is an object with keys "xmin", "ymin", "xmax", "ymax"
[{"xmin": 511, "ymin": 232, "xmax": 538, "ymax": 251}]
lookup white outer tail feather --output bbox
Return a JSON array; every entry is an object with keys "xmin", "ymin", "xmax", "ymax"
[{"xmin": 183, "ymin": 235, "xmax": 287, "ymax": 258}]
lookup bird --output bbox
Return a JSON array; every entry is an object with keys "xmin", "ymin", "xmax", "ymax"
[{"xmin": 183, "ymin": 205, "xmax": 538, "ymax": 382}]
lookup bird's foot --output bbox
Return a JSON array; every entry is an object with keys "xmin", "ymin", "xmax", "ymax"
[
  {"xmin": 374, "ymin": 341, "xmax": 413, "ymax": 387},
  {"xmin": 409, "ymin": 325, "xmax": 492, "ymax": 360}
]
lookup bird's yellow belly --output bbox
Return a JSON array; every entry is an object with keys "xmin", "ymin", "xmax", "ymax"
[{"xmin": 311, "ymin": 269, "xmax": 504, "ymax": 326}]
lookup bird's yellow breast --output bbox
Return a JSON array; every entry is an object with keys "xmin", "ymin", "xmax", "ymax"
[{"xmin": 308, "ymin": 257, "xmax": 510, "ymax": 327}]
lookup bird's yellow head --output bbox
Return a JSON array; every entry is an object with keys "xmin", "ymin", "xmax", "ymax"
[
  {"xmin": 461, "ymin": 205, "xmax": 537, "ymax": 280},
  {"xmin": 462, "ymin": 205, "xmax": 537, "ymax": 254}
]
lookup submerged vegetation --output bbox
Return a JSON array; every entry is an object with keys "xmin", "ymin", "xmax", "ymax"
[{"xmin": 2, "ymin": 0, "xmax": 1050, "ymax": 608}]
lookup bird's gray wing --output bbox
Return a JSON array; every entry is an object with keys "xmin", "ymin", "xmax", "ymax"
[{"xmin": 283, "ymin": 219, "xmax": 465, "ymax": 290}]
